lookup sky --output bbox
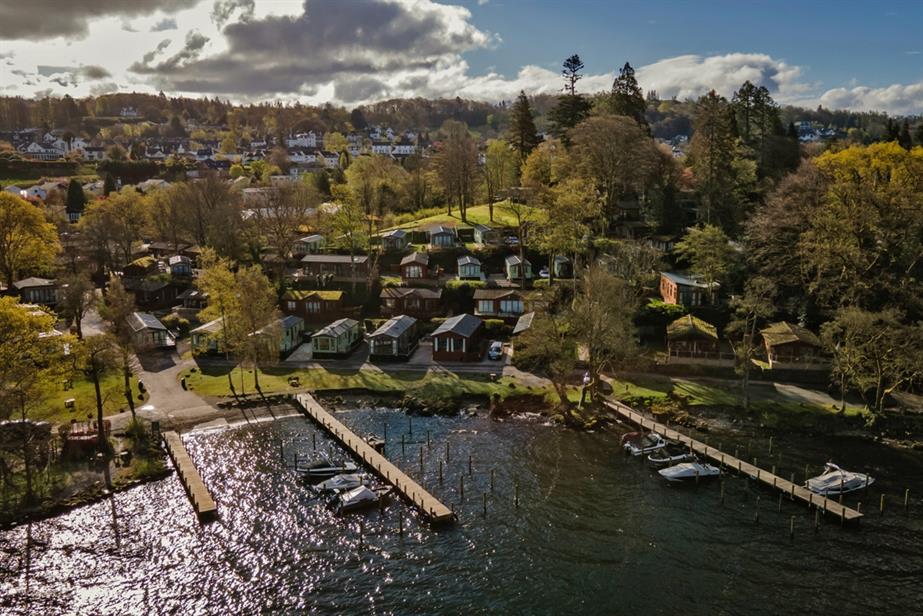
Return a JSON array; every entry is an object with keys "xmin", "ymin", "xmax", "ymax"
[{"xmin": 0, "ymin": 0, "xmax": 920, "ymax": 114}]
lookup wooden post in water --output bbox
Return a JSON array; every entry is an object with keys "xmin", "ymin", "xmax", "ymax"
[
  {"xmin": 468, "ymin": 454, "xmax": 473, "ymax": 476},
  {"xmin": 789, "ymin": 515, "xmax": 795, "ymax": 541},
  {"xmin": 790, "ymin": 474, "xmax": 795, "ymax": 500},
  {"xmin": 359, "ymin": 520, "xmax": 364, "ymax": 550},
  {"xmin": 408, "ymin": 415, "xmax": 413, "ymax": 436},
  {"xmin": 445, "ymin": 441, "xmax": 450, "ymax": 463},
  {"xmin": 279, "ymin": 440, "xmax": 284, "ymax": 464},
  {"xmin": 419, "ymin": 447, "xmax": 424, "ymax": 474},
  {"xmin": 880, "ymin": 493, "xmax": 885, "ymax": 516},
  {"xmin": 312, "ymin": 432, "xmax": 316, "ymax": 451},
  {"xmin": 439, "ymin": 460, "xmax": 443, "ymax": 484},
  {"xmin": 401, "ymin": 434, "xmax": 405, "ymax": 457},
  {"xmin": 720, "ymin": 480, "xmax": 725, "ymax": 505},
  {"xmin": 515, "ymin": 483, "xmax": 520, "ymax": 508},
  {"xmin": 398, "ymin": 510, "xmax": 404, "ymax": 537},
  {"xmin": 778, "ymin": 492, "xmax": 783, "ymax": 513},
  {"xmin": 804, "ymin": 464, "xmax": 809, "ymax": 483},
  {"xmin": 426, "ymin": 430, "xmax": 431, "ymax": 450},
  {"xmin": 755, "ymin": 496, "xmax": 760, "ymax": 523},
  {"xmin": 460, "ymin": 475, "xmax": 465, "ymax": 500},
  {"xmin": 814, "ymin": 508, "xmax": 820, "ymax": 533},
  {"xmin": 904, "ymin": 488, "xmax": 910, "ymax": 514},
  {"xmin": 490, "ymin": 469, "xmax": 495, "ymax": 493},
  {"xmin": 483, "ymin": 492, "xmax": 487, "ymax": 517}
]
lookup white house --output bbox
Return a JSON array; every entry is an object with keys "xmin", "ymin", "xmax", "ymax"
[
  {"xmin": 19, "ymin": 142, "xmax": 61, "ymax": 161},
  {"xmin": 287, "ymin": 147, "xmax": 317, "ymax": 164},
  {"xmin": 316, "ymin": 150, "xmax": 339, "ymax": 168},
  {"xmin": 371, "ymin": 141, "xmax": 392, "ymax": 155},
  {"xmin": 286, "ymin": 131, "xmax": 318, "ymax": 149},
  {"xmin": 82, "ymin": 146, "xmax": 106, "ymax": 161},
  {"xmin": 119, "ymin": 107, "xmax": 140, "ymax": 118},
  {"xmin": 392, "ymin": 139, "xmax": 417, "ymax": 156}
]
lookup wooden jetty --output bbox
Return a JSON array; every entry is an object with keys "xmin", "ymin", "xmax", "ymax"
[
  {"xmin": 293, "ymin": 393, "xmax": 454, "ymax": 525},
  {"xmin": 162, "ymin": 431, "xmax": 217, "ymax": 520},
  {"xmin": 604, "ymin": 400, "xmax": 863, "ymax": 523}
]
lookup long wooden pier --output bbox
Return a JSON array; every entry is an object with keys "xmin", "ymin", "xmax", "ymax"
[
  {"xmin": 163, "ymin": 431, "xmax": 217, "ymax": 520},
  {"xmin": 604, "ymin": 400, "xmax": 863, "ymax": 523},
  {"xmin": 293, "ymin": 393, "xmax": 454, "ymax": 525}
]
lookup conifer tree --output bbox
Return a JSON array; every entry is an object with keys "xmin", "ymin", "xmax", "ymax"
[
  {"xmin": 608, "ymin": 62, "xmax": 647, "ymax": 127},
  {"xmin": 507, "ymin": 91, "xmax": 541, "ymax": 165},
  {"xmin": 549, "ymin": 54, "xmax": 592, "ymax": 141},
  {"xmin": 65, "ymin": 178, "xmax": 86, "ymax": 219}
]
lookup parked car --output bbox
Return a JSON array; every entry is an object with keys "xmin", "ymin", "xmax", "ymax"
[
  {"xmin": 538, "ymin": 266, "xmax": 550, "ymax": 279},
  {"xmin": 504, "ymin": 235, "xmax": 519, "ymax": 246},
  {"xmin": 488, "ymin": 340, "xmax": 504, "ymax": 360}
]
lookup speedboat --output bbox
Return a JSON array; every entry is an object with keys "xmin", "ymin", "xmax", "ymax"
[
  {"xmin": 658, "ymin": 461, "xmax": 721, "ymax": 482},
  {"xmin": 297, "ymin": 457, "xmax": 359, "ymax": 479},
  {"xmin": 805, "ymin": 463, "xmax": 874, "ymax": 496},
  {"xmin": 312, "ymin": 473, "xmax": 371, "ymax": 494},
  {"xmin": 335, "ymin": 485, "xmax": 391, "ymax": 514},
  {"xmin": 622, "ymin": 431, "xmax": 667, "ymax": 456},
  {"xmin": 648, "ymin": 445, "xmax": 696, "ymax": 468}
]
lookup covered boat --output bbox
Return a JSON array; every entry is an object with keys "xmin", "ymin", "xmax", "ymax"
[
  {"xmin": 648, "ymin": 445, "xmax": 697, "ymax": 468},
  {"xmin": 313, "ymin": 473, "xmax": 371, "ymax": 494},
  {"xmin": 336, "ymin": 486, "xmax": 391, "ymax": 514},
  {"xmin": 658, "ymin": 461, "xmax": 721, "ymax": 482},
  {"xmin": 297, "ymin": 456, "xmax": 359, "ymax": 479},
  {"xmin": 622, "ymin": 432, "xmax": 667, "ymax": 456},
  {"xmin": 805, "ymin": 463, "xmax": 874, "ymax": 496}
]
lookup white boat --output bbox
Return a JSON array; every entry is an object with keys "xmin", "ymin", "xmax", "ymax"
[
  {"xmin": 297, "ymin": 457, "xmax": 359, "ymax": 479},
  {"xmin": 658, "ymin": 461, "xmax": 721, "ymax": 482},
  {"xmin": 336, "ymin": 485, "xmax": 391, "ymax": 514},
  {"xmin": 805, "ymin": 463, "xmax": 874, "ymax": 496},
  {"xmin": 622, "ymin": 431, "xmax": 667, "ymax": 456},
  {"xmin": 313, "ymin": 473, "xmax": 371, "ymax": 494},
  {"xmin": 648, "ymin": 447, "xmax": 697, "ymax": 468}
]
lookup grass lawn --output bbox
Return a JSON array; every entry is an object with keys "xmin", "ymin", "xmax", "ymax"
[
  {"xmin": 182, "ymin": 362, "xmax": 573, "ymax": 404},
  {"xmin": 384, "ymin": 202, "xmax": 537, "ymax": 231},
  {"xmin": 32, "ymin": 372, "xmax": 145, "ymax": 425}
]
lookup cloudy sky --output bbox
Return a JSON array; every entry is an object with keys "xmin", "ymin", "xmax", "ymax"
[{"xmin": 0, "ymin": 0, "xmax": 921, "ymax": 113}]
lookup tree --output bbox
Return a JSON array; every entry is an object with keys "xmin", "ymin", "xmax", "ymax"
[
  {"xmin": 74, "ymin": 334, "xmax": 120, "ymax": 454},
  {"xmin": 219, "ymin": 135, "xmax": 238, "ymax": 154},
  {"xmin": 0, "ymin": 193, "xmax": 60, "ymax": 288},
  {"xmin": 571, "ymin": 265, "xmax": 640, "ymax": 399},
  {"xmin": 607, "ymin": 62, "xmax": 647, "ymax": 127},
  {"xmin": 253, "ymin": 181, "xmax": 320, "ymax": 281},
  {"xmin": 103, "ymin": 173, "xmax": 117, "ymax": 196},
  {"xmin": 328, "ymin": 191, "xmax": 367, "ymax": 296},
  {"xmin": 821, "ymin": 308, "xmax": 923, "ymax": 415},
  {"xmin": 58, "ymin": 271, "xmax": 95, "ymax": 339},
  {"xmin": 569, "ymin": 115, "xmax": 659, "ymax": 222},
  {"xmin": 325, "ymin": 131, "xmax": 349, "ymax": 155},
  {"xmin": 78, "ymin": 189, "xmax": 148, "ymax": 271},
  {"xmin": 549, "ymin": 54, "xmax": 592, "ymax": 140},
  {"xmin": 106, "ymin": 144, "xmax": 127, "ymax": 162},
  {"xmin": 435, "ymin": 121, "xmax": 478, "ymax": 221},
  {"xmin": 197, "ymin": 250, "xmax": 240, "ymax": 391},
  {"xmin": 507, "ymin": 91, "xmax": 541, "ymax": 165},
  {"xmin": 536, "ymin": 177, "xmax": 599, "ymax": 287},
  {"xmin": 268, "ymin": 146, "xmax": 291, "ymax": 173},
  {"xmin": 482, "ymin": 139, "xmax": 517, "ymax": 222},
  {"xmin": 674, "ymin": 224, "xmax": 734, "ymax": 300},
  {"xmin": 898, "ymin": 120, "xmax": 913, "ymax": 150},
  {"xmin": 513, "ymin": 311, "xmax": 577, "ymax": 408},
  {"xmin": 232, "ymin": 266, "xmax": 279, "ymax": 392},
  {"xmin": 65, "ymin": 178, "xmax": 86, "ymax": 220},
  {"xmin": 98, "ymin": 276, "xmax": 139, "ymax": 421},
  {"xmin": 726, "ymin": 277, "xmax": 776, "ymax": 410},
  {"xmin": 173, "ymin": 173, "xmax": 243, "ymax": 259}
]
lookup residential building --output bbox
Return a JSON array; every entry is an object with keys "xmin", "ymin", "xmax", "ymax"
[
  {"xmin": 190, "ymin": 317, "xmax": 226, "ymax": 355},
  {"xmin": 13, "ymin": 277, "xmax": 58, "ymax": 306},
  {"xmin": 457, "ymin": 255, "xmax": 483, "ymax": 280},
  {"xmin": 659, "ymin": 272, "xmax": 719, "ymax": 307},
  {"xmin": 368, "ymin": 315, "xmax": 419, "ymax": 360},
  {"xmin": 472, "ymin": 224, "xmax": 499, "ymax": 246},
  {"xmin": 301, "ymin": 254, "xmax": 372, "ymax": 281},
  {"xmin": 292, "ymin": 234, "xmax": 326, "ymax": 256},
  {"xmin": 381, "ymin": 229, "xmax": 409, "ymax": 252},
  {"xmin": 379, "ymin": 287, "xmax": 442, "ymax": 318},
  {"xmin": 666, "ymin": 315, "xmax": 731, "ymax": 365},
  {"xmin": 427, "ymin": 225, "xmax": 456, "ymax": 248},
  {"xmin": 168, "ymin": 255, "xmax": 193, "ymax": 277},
  {"xmin": 254, "ymin": 315, "xmax": 304, "ymax": 356},
  {"xmin": 504, "ymin": 255, "xmax": 532, "ymax": 281},
  {"xmin": 400, "ymin": 252, "xmax": 430, "ymax": 280},
  {"xmin": 432, "ymin": 313, "xmax": 483, "ymax": 362},
  {"xmin": 281, "ymin": 289, "xmax": 345, "ymax": 322},
  {"xmin": 127, "ymin": 312, "xmax": 175, "ymax": 350},
  {"xmin": 473, "ymin": 289, "xmax": 528, "ymax": 321},
  {"xmin": 760, "ymin": 322, "xmax": 827, "ymax": 370},
  {"xmin": 311, "ymin": 318, "xmax": 361, "ymax": 356}
]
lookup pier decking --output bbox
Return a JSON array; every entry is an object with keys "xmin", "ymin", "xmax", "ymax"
[
  {"xmin": 163, "ymin": 431, "xmax": 217, "ymax": 520},
  {"xmin": 293, "ymin": 393, "xmax": 455, "ymax": 525},
  {"xmin": 604, "ymin": 400, "xmax": 863, "ymax": 522}
]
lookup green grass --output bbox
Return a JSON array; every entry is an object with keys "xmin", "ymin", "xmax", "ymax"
[
  {"xmin": 33, "ymin": 372, "xmax": 145, "ymax": 425},
  {"xmin": 383, "ymin": 202, "xmax": 537, "ymax": 231}
]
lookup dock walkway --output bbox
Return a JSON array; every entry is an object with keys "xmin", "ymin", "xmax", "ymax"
[
  {"xmin": 293, "ymin": 393, "xmax": 454, "ymax": 524},
  {"xmin": 163, "ymin": 431, "xmax": 217, "ymax": 519},
  {"xmin": 604, "ymin": 400, "xmax": 863, "ymax": 522}
]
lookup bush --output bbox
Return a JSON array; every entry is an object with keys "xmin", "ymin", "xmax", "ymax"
[
  {"xmin": 483, "ymin": 318, "xmax": 512, "ymax": 340},
  {"xmin": 161, "ymin": 313, "xmax": 190, "ymax": 337},
  {"xmin": 445, "ymin": 279, "xmax": 486, "ymax": 290}
]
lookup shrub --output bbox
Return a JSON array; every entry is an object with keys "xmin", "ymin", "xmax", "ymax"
[
  {"xmin": 161, "ymin": 313, "xmax": 190, "ymax": 337},
  {"xmin": 483, "ymin": 318, "xmax": 512, "ymax": 340}
]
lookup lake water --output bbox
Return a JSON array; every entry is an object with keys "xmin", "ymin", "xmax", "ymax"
[{"xmin": 1, "ymin": 405, "xmax": 922, "ymax": 615}]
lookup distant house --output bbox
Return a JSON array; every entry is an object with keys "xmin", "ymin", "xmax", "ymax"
[
  {"xmin": 760, "ymin": 322, "xmax": 827, "ymax": 370},
  {"xmin": 368, "ymin": 315, "xmax": 419, "ymax": 360},
  {"xmin": 292, "ymin": 234, "xmax": 326, "ymax": 256},
  {"xmin": 659, "ymin": 272, "xmax": 718, "ymax": 307},
  {"xmin": 127, "ymin": 312, "xmax": 175, "ymax": 350},
  {"xmin": 666, "ymin": 315, "xmax": 731, "ymax": 365},
  {"xmin": 472, "ymin": 224, "xmax": 499, "ymax": 246},
  {"xmin": 551, "ymin": 255, "xmax": 571, "ymax": 278},
  {"xmin": 504, "ymin": 255, "xmax": 532, "ymax": 281},
  {"xmin": 432, "ymin": 313, "xmax": 483, "ymax": 362},
  {"xmin": 316, "ymin": 150, "xmax": 339, "ymax": 168},
  {"xmin": 190, "ymin": 317, "xmax": 225, "ymax": 355},
  {"xmin": 371, "ymin": 140, "xmax": 392, "ymax": 155},
  {"xmin": 400, "ymin": 252, "xmax": 430, "ymax": 280},
  {"xmin": 122, "ymin": 278, "xmax": 175, "ymax": 309},
  {"xmin": 381, "ymin": 229, "xmax": 409, "ymax": 252},
  {"xmin": 168, "ymin": 255, "xmax": 193, "ymax": 277},
  {"xmin": 473, "ymin": 289, "xmax": 529, "ymax": 321},
  {"xmin": 311, "ymin": 318, "xmax": 362, "ymax": 357},
  {"xmin": 175, "ymin": 288, "xmax": 208, "ymax": 312},
  {"xmin": 457, "ymin": 255, "xmax": 483, "ymax": 280},
  {"xmin": 13, "ymin": 277, "xmax": 58, "ymax": 306},
  {"xmin": 254, "ymin": 315, "xmax": 304, "ymax": 356},
  {"xmin": 281, "ymin": 289, "xmax": 345, "ymax": 322},
  {"xmin": 427, "ymin": 225, "xmax": 456, "ymax": 248},
  {"xmin": 380, "ymin": 287, "xmax": 442, "ymax": 318},
  {"xmin": 301, "ymin": 254, "xmax": 372, "ymax": 281},
  {"xmin": 646, "ymin": 234, "xmax": 679, "ymax": 253}
]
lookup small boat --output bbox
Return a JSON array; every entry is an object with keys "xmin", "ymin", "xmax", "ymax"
[
  {"xmin": 312, "ymin": 473, "xmax": 371, "ymax": 494},
  {"xmin": 805, "ymin": 463, "xmax": 874, "ymax": 496},
  {"xmin": 297, "ymin": 457, "xmax": 359, "ymax": 479},
  {"xmin": 622, "ymin": 431, "xmax": 667, "ymax": 456},
  {"xmin": 658, "ymin": 461, "xmax": 721, "ymax": 482},
  {"xmin": 648, "ymin": 446, "xmax": 697, "ymax": 468},
  {"xmin": 336, "ymin": 485, "xmax": 391, "ymax": 514}
]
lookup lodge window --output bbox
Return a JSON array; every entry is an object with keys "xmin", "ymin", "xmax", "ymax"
[
  {"xmin": 500, "ymin": 299, "xmax": 522, "ymax": 314},
  {"xmin": 306, "ymin": 301, "xmax": 321, "ymax": 313},
  {"xmin": 478, "ymin": 300, "xmax": 493, "ymax": 314}
]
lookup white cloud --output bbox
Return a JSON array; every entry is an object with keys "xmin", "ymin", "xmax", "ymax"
[{"xmin": 817, "ymin": 82, "xmax": 923, "ymax": 115}]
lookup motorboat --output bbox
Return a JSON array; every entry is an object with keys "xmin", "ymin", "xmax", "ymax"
[
  {"xmin": 335, "ymin": 485, "xmax": 391, "ymax": 514},
  {"xmin": 648, "ymin": 445, "xmax": 697, "ymax": 468},
  {"xmin": 621, "ymin": 431, "xmax": 667, "ymax": 456},
  {"xmin": 297, "ymin": 457, "xmax": 359, "ymax": 479},
  {"xmin": 805, "ymin": 463, "xmax": 874, "ymax": 496},
  {"xmin": 312, "ymin": 473, "xmax": 371, "ymax": 494},
  {"xmin": 658, "ymin": 461, "xmax": 721, "ymax": 482}
]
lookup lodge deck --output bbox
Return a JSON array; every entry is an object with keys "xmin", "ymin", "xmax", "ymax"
[
  {"xmin": 163, "ymin": 431, "xmax": 217, "ymax": 520},
  {"xmin": 604, "ymin": 400, "xmax": 864, "ymax": 522},
  {"xmin": 293, "ymin": 392, "xmax": 455, "ymax": 524}
]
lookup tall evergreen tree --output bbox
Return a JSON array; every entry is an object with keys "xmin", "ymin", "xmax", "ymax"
[
  {"xmin": 898, "ymin": 120, "xmax": 913, "ymax": 150},
  {"xmin": 102, "ymin": 173, "xmax": 116, "ymax": 196},
  {"xmin": 690, "ymin": 90, "xmax": 743, "ymax": 230},
  {"xmin": 507, "ymin": 91, "xmax": 541, "ymax": 165},
  {"xmin": 549, "ymin": 54, "xmax": 592, "ymax": 141},
  {"xmin": 608, "ymin": 62, "xmax": 647, "ymax": 127},
  {"xmin": 65, "ymin": 178, "xmax": 86, "ymax": 219}
]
